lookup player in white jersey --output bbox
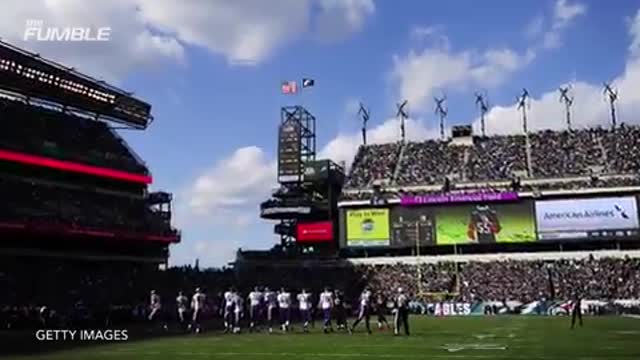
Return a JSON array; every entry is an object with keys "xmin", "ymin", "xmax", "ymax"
[
  {"xmin": 176, "ymin": 291, "xmax": 189, "ymax": 327},
  {"xmin": 350, "ymin": 288, "xmax": 372, "ymax": 334},
  {"xmin": 318, "ymin": 287, "xmax": 334, "ymax": 333},
  {"xmin": 191, "ymin": 288, "xmax": 206, "ymax": 333},
  {"xmin": 277, "ymin": 287, "xmax": 292, "ymax": 332},
  {"xmin": 297, "ymin": 289, "xmax": 312, "ymax": 332},
  {"xmin": 248, "ymin": 286, "xmax": 263, "ymax": 331},
  {"xmin": 148, "ymin": 290, "xmax": 168, "ymax": 331},
  {"xmin": 233, "ymin": 292, "xmax": 244, "ymax": 333},
  {"xmin": 393, "ymin": 287, "xmax": 410, "ymax": 336},
  {"xmin": 222, "ymin": 287, "xmax": 236, "ymax": 333},
  {"xmin": 263, "ymin": 287, "xmax": 278, "ymax": 333}
]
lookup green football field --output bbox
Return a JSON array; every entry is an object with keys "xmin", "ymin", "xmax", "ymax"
[{"xmin": 5, "ymin": 316, "xmax": 640, "ymax": 360}]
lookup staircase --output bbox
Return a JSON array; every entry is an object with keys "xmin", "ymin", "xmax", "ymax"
[
  {"xmin": 461, "ymin": 146, "xmax": 471, "ymax": 182},
  {"xmin": 391, "ymin": 141, "xmax": 408, "ymax": 185},
  {"xmin": 596, "ymin": 133, "xmax": 609, "ymax": 173},
  {"xmin": 525, "ymin": 134, "xmax": 534, "ymax": 178}
]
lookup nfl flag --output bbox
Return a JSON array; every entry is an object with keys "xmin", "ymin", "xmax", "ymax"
[
  {"xmin": 281, "ymin": 81, "xmax": 297, "ymax": 94},
  {"xmin": 302, "ymin": 78, "xmax": 315, "ymax": 88}
]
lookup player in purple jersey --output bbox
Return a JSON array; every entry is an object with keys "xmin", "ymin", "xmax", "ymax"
[
  {"xmin": 222, "ymin": 287, "xmax": 235, "ymax": 333},
  {"xmin": 247, "ymin": 286, "xmax": 263, "ymax": 332},
  {"xmin": 277, "ymin": 287, "xmax": 292, "ymax": 332},
  {"xmin": 263, "ymin": 287, "xmax": 278, "ymax": 333},
  {"xmin": 350, "ymin": 288, "xmax": 372, "ymax": 334},
  {"xmin": 297, "ymin": 289, "xmax": 312, "ymax": 332},
  {"xmin": 190, "ymin": 288, "xmax": 206, "ymax": 333},
  {"xmin": 233, "ymin": 292, "xmax": 243, "ymax": 333},
  {"xmin": 318, "ymin": 287, "xmax": 334, "ymax": 333}
]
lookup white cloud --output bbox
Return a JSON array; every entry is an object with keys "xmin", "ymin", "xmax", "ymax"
[
  {"xmin": 391, "ymin": 47, "xmax": 531, "ymax": 112},
  {"xmin": 1, "ymin": 0, "xmax": 374, "ymax": 82},
  {"xmin": 186, "ymin": 146, "xmax": 276, "ymax": 218},
  {"xmin": 136, "ymin": 0, "xmax": 312, "ymax": 66},
  {"xmin": 542, "ymin": 0, "xmax": 587, "ymax": 49},
  {"xmin": 315, "ymin": 0, "xmax": 375, "ymax": 42},
  {"xmin": 391, "ymin": 0, "xmax": 584, "ymax": 115}
]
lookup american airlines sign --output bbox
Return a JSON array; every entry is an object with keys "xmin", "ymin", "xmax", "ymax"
[{"xmin": 535, "ymin": 197, "xmax": 639, "ymax": 238}]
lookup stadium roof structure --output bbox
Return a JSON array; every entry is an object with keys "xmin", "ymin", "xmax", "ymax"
[{"xmin": 0, "ymin": 40, "xmax": 152, "ymax": 129}]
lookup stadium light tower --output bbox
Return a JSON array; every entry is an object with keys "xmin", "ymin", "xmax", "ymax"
[
  {"xmin": 434, "ymin": 95, "xmax": 447, "ymax": 140},
  {"xmin": 559, "ymin": 85, "xmax": 574, "ymax": 131},
  {"xmin": 475, "ymin": 91, "xmax": 489, "ymax": 137},
  {"xmin": 396, "ymin": 100, "xmax": 408, "ymax": 142},
  {"xmin": 603, "ymin": 82, "xmax": 619, "ymax": 129},
  {"xmin": 358, "ymin": 102, "xmax": 370, "ymax": 145},
  {"xmin": 517, "ymin": 88, "xmax": 530, "ymax": 134}
]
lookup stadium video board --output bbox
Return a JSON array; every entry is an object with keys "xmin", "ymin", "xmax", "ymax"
[
  {"xmin": 346, "ymin": 208, "xmax": 390, "ymax": 247},
  {"xmin": 434, "ymin": 202, "xmax": 536, "ymax": 245},
  {"xmin": 390, "ymin": 206, "xmax": 435, "ymax": 247},
  {"xmin": 296, "ymin": 221, "xmax": 333, "ymax": 243},
  {"xmin": 535, "ymin": 197, "xmax": 640, "ymax": 240},
  {"xmin": 277, "ymin": 119, "xmax": 302, "ymax": 183}
]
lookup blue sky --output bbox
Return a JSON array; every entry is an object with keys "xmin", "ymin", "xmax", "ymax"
[{"xmin": 2, "ymin": 0, "xmax": 640, "ymax": 266}]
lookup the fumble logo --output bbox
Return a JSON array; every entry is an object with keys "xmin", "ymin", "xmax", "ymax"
[{"xmin": 24, "ymin": 19, "xmax": 111, "ymax": 42}]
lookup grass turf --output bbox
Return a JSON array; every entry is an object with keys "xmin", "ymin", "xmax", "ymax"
[{"xmin": 5, "ymin": 316, "xmax": 640, "ymax": 360}]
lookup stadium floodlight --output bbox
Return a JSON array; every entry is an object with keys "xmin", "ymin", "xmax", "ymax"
[
  {"xmin": 559, "ymin": 85, "xmax": 574, "ymax": 130},
  {"xmin": 517, "ymin": 88, "xmax": 530, "ymax": 134},
  {"xmin": 396, "ymin": 100, "xmax": 408, "ymax": 142},
  {"xmin": 603, "ymin": 82, "xmax": 619, "ymax": 129},
  {"xmin": 434, "ymin": 95, "xmax": 447, "ymax": 140},
  {"xmin": 475, "ymin": 91, "xmax": 489, "ymax": 137},
  {"xmin": 358, "ymin": 102, "xmax": 370, "ymax": 145}
]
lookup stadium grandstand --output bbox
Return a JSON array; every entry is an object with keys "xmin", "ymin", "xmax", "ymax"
[{"xmin": 0, "ymin": 40, "xmax": 180, "ymax": 347}]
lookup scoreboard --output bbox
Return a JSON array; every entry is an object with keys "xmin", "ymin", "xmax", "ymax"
[{"xmin": 278, "ymin": 119, "xmax": 302, "ymax": 183}]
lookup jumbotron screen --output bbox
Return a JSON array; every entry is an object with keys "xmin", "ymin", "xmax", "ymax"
[{"xmin": 343, "ymin": 196, "xmax": 640, "ymax": 247}]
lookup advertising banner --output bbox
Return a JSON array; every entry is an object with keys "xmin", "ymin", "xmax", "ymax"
[
  {"xmin": 401, "ymin": 191, "xmax": 519, "ymax": 206},
  {"xmin": 346, "ymin": 208, "xmax": 390, "ymax": 247},
  {"xmin": 535, "ymin": 197, "xmax": 639, "ymax": 240},
  {"xmin": 435, "ymin": 202, "xmax": 536, "ymax": 244},
  {"xmin": 296, "ymin": 221, "xmax": 333, "ymax": 242}
]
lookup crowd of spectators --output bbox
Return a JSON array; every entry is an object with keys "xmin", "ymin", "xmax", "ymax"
[
  {"xmin": 345, "ymin": 143, "xmax": 402, "ymax": 188},
  {"xmin": 529, "ymin": 129, "xmax": 603, "ymax": 178},
  {"xmin": 468, "ymin": 135, "xmax": 527, "ymax": 181},
  {"xmin": 0, "ymin": 96, "xmax": 147, "ymax": 175},
  {"xmin": 0, "ymin": 176, "xmax": 176, "ymax": 236},
  {"xmin": 355, "ymin": 257, "xmax": 640, "ymax": 303},
  {"xmin": 343, "ymin": 125, "xmax": 640, "ymax": 191},
  {"xmin": 601, "ymin": 124, "xmax": 640, "ymax": 173},
  {"xmin": 395, "ymin": 141, "xmax": 464, "ymax": 186}
]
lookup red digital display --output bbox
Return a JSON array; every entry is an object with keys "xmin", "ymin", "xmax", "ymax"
[
  {"xmin": 0, "ymin": 149, "xmax": 152, "ymax": 184},
  {"xmin": 296, "ymin": 221, "xmax": 333, "ymax": 242}
]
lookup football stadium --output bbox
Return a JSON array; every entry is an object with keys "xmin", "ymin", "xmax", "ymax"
[{"xmin": 2, "ymin": 1, "xmax": 640, "ymax": 359}]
